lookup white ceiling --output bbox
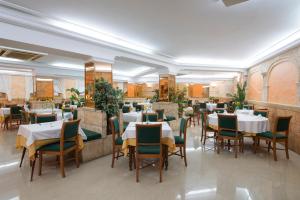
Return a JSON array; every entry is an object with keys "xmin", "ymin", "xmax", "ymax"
[{"xmin": 7, "ymin": 0, "xmax": 300, "ymax": 65}]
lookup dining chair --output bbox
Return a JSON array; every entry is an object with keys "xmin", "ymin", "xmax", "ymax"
[
  {"xmin": 199, "ymin": 102, "xmax": 207, "ymax": 111},
  {"xmin": 32, "ymin": 119, "xmax": 81, "ymax": 181},
  {"xmin": 135, "ymin": 124, "xmax": 163, "ymax": 182},
  {"xmin": 155, "ymin": 109, "xmax": 164, "ymax": 122},
  {"xmin": 8, "ymin": 106, "xmax": 23, "ymax": 129},
  {"xmin": 118, "ymin": 102, "xmax": 124, "ymax": 109},
  {"xmin": 201, "ymin": 111, "xmax": 216, "ymax": 145},
  {"xmin": 213, "ymin": 108, "xmax": 225, "ymax": 114},
  {"xmin": 62, "ymin": 108, "xmax": 71, "ymax": 113},
  {"xmin": 29, "ymin": 113, "xmax": 36, "ymax": 124},
  {"xmin": 72, "ymin": 109, "xmax": 78, "ymax": 120},
  {"xmin": 216, "ymin": 103, "xmax": 225, "ymax": 108},
  {"xmin": 20, "ymin": 110, "xmax": 30, "ymax": 124},
  {"xmin": 172, "ymin": 118, "xmax": 188, "ymax": 166},
  {"xmin": 36, "ymin": 114, "xmax": 57, "ymax": 123},
  {"xmin": 142, "ymin": 113, "xmax": 158, "ymax": 122},
  {"xmin": 110, "ymin": 116, "xmax": 124, "ymax": 168},
  {"xmin": 254, "ymin": 110, "xmax": 268, "ymax": 118},
  {"xmin": 243, "ymin": 104, "xmax": 254, "ymax": 110},
  {"xmin": 217, "ymin": 114, "xmax": 244, "ymax": 158},
  {"xmin": 132, "ymin": 102, "xmax": 138, "ymax": 108},
  {"xmin": 122, "ymin": 106, "xmax": 130, "ymax": 113},
  {"xmin": 135, "ymin": 105, "xmax": 144, "ymax": 112},
  {"xmin": 255, "ymin": 116, "xmax": 292, "ymax": 161}
]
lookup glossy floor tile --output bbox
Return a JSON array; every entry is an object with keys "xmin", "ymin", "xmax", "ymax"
[{"xmin": 0, "ymin": 124, "xmax": 300, "ymax": 200}]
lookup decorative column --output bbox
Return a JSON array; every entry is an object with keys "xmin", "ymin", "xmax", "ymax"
[
  {"xmin": 159, "ymin": 74, "xmax": 176, "ymax": 101},
  {"xmin": 85, "ymin": 61, "xmax": 112, "ymax": 108},
  {"xmin": 261, "ymin": 72, "xmax": 268, "ymax": 102}
]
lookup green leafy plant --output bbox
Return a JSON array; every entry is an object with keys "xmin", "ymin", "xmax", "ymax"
[
  {"xmin": 227, "ymin": 81, "xmax": 247, "ymax": 109},
  {"xmin": 151, "ymin": 89, "xmax": 160, "ymax": 102},
  {"xmin": 93, "ymin": 78, "xmax": 119, "ymax": 117},
  {"xmin": 66, "ymin": 88, "xmax": 84, "ymax": 106},
  {"xmin": 115, "ymin": 87, "xmax": 124, "ymax": 103}
]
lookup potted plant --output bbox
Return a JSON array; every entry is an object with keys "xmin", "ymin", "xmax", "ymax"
[{"xmin": 227, "ymin": 81, "xmax": 247, "ymax": 110}]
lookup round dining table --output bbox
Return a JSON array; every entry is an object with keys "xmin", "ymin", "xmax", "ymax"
[{"xmin": 208, "ymin": 113, "xmax": 269, "ymax": 135}]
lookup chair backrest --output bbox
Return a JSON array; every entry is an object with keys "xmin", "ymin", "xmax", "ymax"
[
  {"xmin": 192, "ymin": 104, "xmax": 200, "ymax": 113},
  {"xmin": 254, "ymin": 110, "xmax": 268, "ymax": 118},
  {"xmin": 218, "ymin": 114, "xmax": 237, "ymax": 132},
  {"xmin": 29, "ymin": 113, "xmax": 36, "ymax": 124},
  {"xmin": 136, "ymin": 124, "xmax": 162, "ymax": 152},
  {"xmin": 276, "ymin": 116, "xmax": 292, "ymax": 134},
  {"xmin": 61, "ymin": 119, "xmax": 80, "ymax": 141},
  {"xmin": 243, "ymin": 104, "xmax": 254, "ymax": 110},
  {"xmin": 142, "ymin": 113, "xmax": 158, "ymax": 122},
  {"xmin": 132, "ymin": 102, "xmax": 138, "ymax": 108},
  {"xmin": 201, "ymin": 111, "xmax": 209, "ymax": 129},
  {"xmin": 36, "ymin": 114, "xmax": 57, "ymax": 123},
  {"xmin": 122, "ymin": 106, "xmax": 130, "ymax": 113},
  {"xmin": 20, "ymin": 110, "xmax": 29, "ymax": 124},
  {"xmin": 110, "ymin": 116, "xmax": 120, "ymax": 141},
  {"xmin": 199, "ymin": 103, "xmax": 207, "ymax": 109},
  {"xmin": 188, "ymin": 100, "xmax": 192, "ymax": 107},
  {"xmin": 118, "ymin": 102, "xmax": 124, "ymax": 109},
  {"xmin": 136, "ymin": 105, "xmax": 144, "ymax": 112},
  {"xmin": 216, "ymin": 103, "xmax": 225, "ymax": 108},
  {"xmin": 10, "ymin": 106, "xmax": 22, "ymax": 119},
  {"xmin": 155, "ymin": 109, "xmax": 164, "ymax": 121},
  {"xmin": 63, "ymin": 108, "xmax": 71, "ymax": 113},
  {"xmin": 72, "ymin": 109, "xmax": 78, "ymax": 120},
  {"xmin": 125, "ymin": 102, "xmax": 130, "ymax": 104},
  {"xmin": 179, "ymin": 118, "xmax": 188, "ymax": 143}
]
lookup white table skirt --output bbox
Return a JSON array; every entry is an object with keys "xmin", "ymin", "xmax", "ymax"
[
  {"xmin": 208, "ymin": 113, "xmax": 269, "ymax": 134},
  {"xmin": 17, "ymin": 120, "xmax": 87, "ymax": 147},
  {"xmin": 206, "ymin": 103, "xmax": 217, "ymax": 111},
  {"xmin": 122, "ymin": 122, "xmax": 174, "ymax": 142}
]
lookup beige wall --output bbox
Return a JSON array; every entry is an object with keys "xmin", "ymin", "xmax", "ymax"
[
  {"xmin": 11, "ymin": 76, "xmax": 26, "ymax": 99},
  {"xmin": 209, "ymin": 80, "xmax": 234, "ymax": 98},
  {"xmin": 248, "ymin": 71, "xmax": 263, "ymax": 101}
]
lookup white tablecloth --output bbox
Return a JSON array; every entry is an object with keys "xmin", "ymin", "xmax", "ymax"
[
  {"xmin": 235, "ymin": 109, "xmax": 254, "ymax": 115},
  {"xmin": 0, "ymin": 108, "xmax": 10, "ymax": 117},
  {"xmin": 123, "ymin": 112, "xmax": 142, "ymax": 123},
  {"xmin": 17, "ymin": 120, "xmax": 87, "ymax": 147},
  {"xmin": 208, "ymin": 113, "xmax": 269, "ymax": 134},
  {"xmin": 30, "ymin": 109, "xmax": 73, "ymax": 121},
  {"xmin": 122, "ymin": 122, "xmax": 174, "ymax": 142},
  {"xmin": 206, "ymin": 103, "xmax": 217, "ymax": 111}
]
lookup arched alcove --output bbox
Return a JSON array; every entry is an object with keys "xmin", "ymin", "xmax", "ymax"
[
  {"xmin": 268, "ymin": 61, "xmax": 298, "ymax": 105},
  {"xmin": 248, "ymin": 72, "xmax": 263, "ymax": 101}
]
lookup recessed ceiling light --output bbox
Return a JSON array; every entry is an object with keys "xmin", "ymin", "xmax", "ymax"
[
  {"xmin": 52, "ymin": 62, "xmax": 84, "ymax": 70},
  {"xmin": 0, "ymin": 57, "xmax": 24, "ymax": 62}
]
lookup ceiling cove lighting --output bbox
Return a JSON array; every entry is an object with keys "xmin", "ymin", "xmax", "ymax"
[
  {"xmin": 174, "ymin": 57, "xmax": 243, "ymax": 68},
  {"xmin": 52, "ymin": 62, "xmax": 84, "ymax": 70},
  {"xmin": 36, "ymin": 78, "xmax": 53, "ymax": 81},
  {"xmin": 0, "ymin": 69, "xmax": 32, "ymax": 76},
  {"xmin": 49, "ymin": 20, "xmax": 154, "ymax": 54},
  {"xmin": 0, "ymin": 57, "xmax": 24, "ymax": 62},
  {"xmin": 177, "ymin": 72, "xmax": 239, "ymax": 79},
  {"xmin": 113, "ymin": 66, "xmax": 152, "ymax": 77}
]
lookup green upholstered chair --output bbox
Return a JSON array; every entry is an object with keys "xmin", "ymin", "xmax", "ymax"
[
  {"xmin": 110, "ymin": 116, "xmax": 124, "ymax": 168},
  {"xmin": 125, "ymin": 102, "xmax": 130, "ymax": 105},
  {"xmin": 132, "ymin": 102, "xmax": 138, "ymax": 108},
  {"xmin": 155, "ymin": 109, "xmax": 164, "ymax": 122},
  {"xmin": 122, "ymin": 106, "xmax": 130, "ymax": 113},
  {"xmin": 243, "ymin": 104, "xmax": 254, "ymax": 110},
  {"xmin": 82, "ymin": 128, "xmax": 102, "ymax": 141},
  {"xmin": 31, "ymin": 119, "xmax": 81, "ymax": 181},
  {"xmin": 29, "ymin": 113, "xmax": 36, "ymax": 124},
  {"xmin": 254, "ymin": 110, "xmax": 268, "ymax": 118},
  {"xmin": 187, "ymin": 100, "xmax": 192, "ymax": 107},
  {"xmin": 20, "ymin": 110, "xmax": 30, "ymax": 124},
  {"xmin": 217, "ymin": 114, "xmax": 243, "ymax": 158},
  {"xmin": 172, "ymin": 118, "xmax": 188, "ymax": 166},
  {"xmin": 255, "ymin": 116, "xmax": 292, "ymax": 161},
  {"xmin": 135, "ymin": 105, "xmax": 144, "ymax": 112},
  {"xmin": 8, "ymin": 106, "xmax": 22, "ymax": 128},
  {"xmin": 201, "ymin": 111, "xmax": 216, "ymax": 145},
  {"xmin": 216, "ymin": 103, "xmax": 225, "ymax": 108},
  {"xmin": 142, "ymin": 113, "xmax": 158, "ymax": 122},
  {"xmin": 213, "ymin": 108, "xmax": 225, "ymax": 114},
  {"xmin": 118, "ymin": 102, "xmax": 124, "ymax": 109},
  {"xmin": 135, "ymin": 124, "xmax": 163, "ymax": 182},
  {"xmin": 62, "ymin": 108, "xmax": 71, "ymax": 113},
  {"xmin": 164, "ymin": 115, "xmax": 176, "ymax": 122},
  {"xmin": 72, "ymin": 109, "xmax": 78, "ymax": 120},
  {"xmin": 199, "ymin": 102, "xmax": 207, "ymax": 111},
  {"xmin": 36, "ymin": 114, "xmax": 57, "ymax": 123}
]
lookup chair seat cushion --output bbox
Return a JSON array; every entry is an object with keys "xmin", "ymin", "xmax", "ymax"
[
  {"xmin": 38, "ymin": 141, "xmax": 75, "ymax": 151},
  {"xmin": 115, "ymin": 137, "xmax": 123, "ymax": 145},
  {"xmin": 219, "ymin": 130, "xmax": 240, "ymax": 137},
  {"xmin": 174, "ymin": 136, "xmax": 184, "ymax": 144},
  {"xmin": 137, "ymin": 145, "xmax": 160, "ymax": 154},
  {"xmin": 123, "ymin": 122, "xmax": 129, "ymax": 131},
  {"xmin": 164, "ymin": 116, "xmax": 176, "ymax": 122},
  {"xmin": 82, "ymin": 128, "xmax": 102, "ymax": 142},
  {"xmin": 257, "ymin": 131, "xmax": 287, "ymax": 139}
]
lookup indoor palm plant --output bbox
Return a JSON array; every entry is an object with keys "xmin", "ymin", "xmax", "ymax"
[{"xmin": 227, "ymin": 81, "xmax": 247, "ymax": 110}]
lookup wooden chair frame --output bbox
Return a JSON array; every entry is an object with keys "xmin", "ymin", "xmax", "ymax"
[
  {"xmin": 31, "ymin": 119, "xmax": 81, "ymax": 181},
  {"xmin": 8, "ymin": 106, "xmax": 23, "ymax": 129},
  {"xmin": 155, "ymin": 109, "xmax": 164, "ymax": 122},
  {"xmin": 217, "ymin": 114, "xmax": 244, "ymax": 158},
  {"xmin": 135, "ymin": 124, "xmax": 163, "ymax": 183},
  {"xmin": 201, "ymin": 111, "xmax": 216, "ymax": 145},
  {"xmin": 254, "ymin": 116, "xmax": 292, "ymax": 161},
  {"xmin": 110, "ymin": 116, "xmax": 124, "ymax": 168}
]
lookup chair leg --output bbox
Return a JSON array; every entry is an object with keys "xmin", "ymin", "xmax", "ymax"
[
  {"xmin": 254, "ymin": 137, "xmax": 258, "ymax": 154},
  {"xmin": 19, "ymin": 147, "xmax": 26, "ymax": 167},
  {"xmin": 159, "ymin": 157, "xmax": 162, "ymax": 183},
  {"xmin": 285, "ymin": 139, "xmax": 289, "ymax": 159},
  {"xmin": 217, "ymin": 139, "xmax": 220, "ymax": 154},
  {"xmin": 179, "ymin": 147, "xmax": 183, "ymax": 158},
  {"xmin": 136, "ymin": 158, "xmax": 139, "ymax": 183},
  {"xmin": 183, "ymin": 146, "xmax": 187, "ymax": 167},
  {"xmin": 272, "ymin": 140, "xmax": 277, "ymax": 161},
  {"xmin": 30, "ymin": 155, "xmax": 37, "ymax": 182},
  {"xmin": 267, "ymin": 141, "xmax": 271, "ymax": 152},
  {"xmin": 234, "ymin": 140, "xmax": 238, "ymax": 158},
  {"xmin": 75, "ymin": 149, "xmax": 80, "ymax": 168},
  {"xmin": 111, "ymin": 147, "xmax": 115, "ymax": 168},
  {"xmin": 38, "ymin": 152, "xmax": 42, "ymax": 176},
  {"xmin": 203, "ymin": 130, "xmax": 207, "ymax": 145},
  {"xmin": 200, "ymin": 128, "xmax": 204, "ymax": 143},
  {"xmin": 116, "ymin": 149, "xmax": 119, "ymax": 160},
  {"xmin": 60, "ymin": 155, "xmax": 66, "ymax": 178}
]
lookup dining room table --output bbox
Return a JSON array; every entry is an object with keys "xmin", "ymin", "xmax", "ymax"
[
  {"xmin": 16, "ymin": 120, "xmax": 87, "ymax": 160},
  {"xmin": 206, "ymin": 103, "xmax": 217, "ymax": 111},
  {"xmin": 208, "ymin": 112, "xmax": 269, "ymax": 135},
  {"xmin": 122, "ymin": 121, "xmax": 176, "ymax": 170},
  {"xmin": 29, "ymin": 108, "xmax": 73, "ymax": 120}
]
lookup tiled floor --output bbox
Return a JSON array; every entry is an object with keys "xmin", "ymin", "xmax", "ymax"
[{"xmin": 0, "ymin": 124, "xmax": 300, "ymax": 200}]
